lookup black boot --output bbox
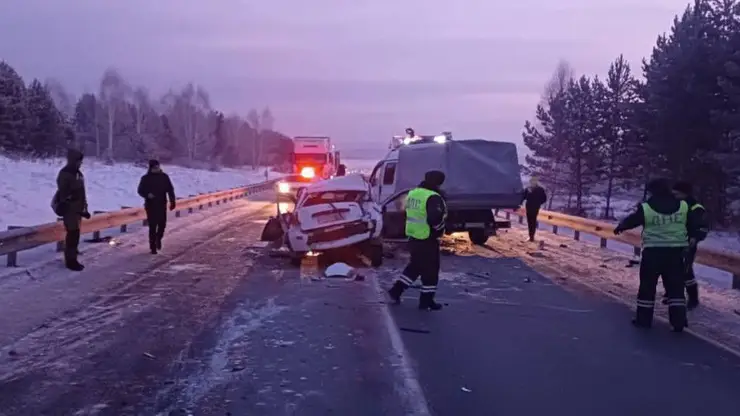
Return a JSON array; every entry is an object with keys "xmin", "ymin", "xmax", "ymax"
[
  {"xmin": 387, "ymin": 282, "xmax": 405, "ymax": 304},
  {"xmin": 418, "ymin": 292, "xmax": 443, "ymax": 311},
  {"xmin": 632, "ymin": 306, "xmax": 653, "ymax": 328},
  {"xmin": 156, "ymin": 237, "xmax": 163, "ymax": 250}
]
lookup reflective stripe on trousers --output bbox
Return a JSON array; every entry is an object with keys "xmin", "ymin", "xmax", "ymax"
[
  {"xmin": 636, "ymin": 299, "xmax": 655, "ymax": 309},
  {"xmin": 397, "ymin": 274, "xmax": 414, "ymax": 286},
  {"xmin": 685, "ymin": 278, "xmax": 697, "ymax": 287},
  {"xmin": 420, "ymin": 285, "xmax": 437, "ymax": 294},
  {"xmin": 666, "ymin": 298, "xmax": 686, "ymax": 307}
]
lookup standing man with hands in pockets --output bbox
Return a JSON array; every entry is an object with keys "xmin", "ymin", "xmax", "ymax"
[{"xmin": 137, "ymin": 160, "xmax": 176, "ymax": 254}]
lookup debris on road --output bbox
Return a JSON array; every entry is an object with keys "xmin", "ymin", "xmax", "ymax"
[{"xmin": 461, "ymin": 387, "xmax": 472, "ymax": 393}]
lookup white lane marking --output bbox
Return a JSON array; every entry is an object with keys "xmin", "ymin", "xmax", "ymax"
[{"xmin": 370, "ymin": 275, "xmax": 432, "ymax": 416}]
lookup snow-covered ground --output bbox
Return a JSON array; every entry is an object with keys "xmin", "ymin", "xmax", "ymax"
[
  {"xmin": 343, "ymin": 158, "xmax": 378, "ymax": 174},
  {"xmin": 0, "ymin": 156, "xmax": 278, "ymax": 231}
]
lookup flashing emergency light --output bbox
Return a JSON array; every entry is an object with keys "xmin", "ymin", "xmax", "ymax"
[
  {"xmin": 433, "ymin": 135, "xmax": 447, "ymax": 143},
  {"xmin": 300, "ymin": 166, "xmax": 316, "ymax": 179},
  {"xmin": 277, "ymin": 182, "xmax": 290, "ymax": 193},
  {"xmin": 403, "ymin": 137, "xmax": 412, "ymax": 145}
]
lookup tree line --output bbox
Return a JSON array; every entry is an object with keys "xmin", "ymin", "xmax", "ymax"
[
  {"xmin": 522, "ymin": 0, "xmax": 740, "ymax": 226},
  {"xmin": 0, "ymin": 61, "xmax": 293, "ymax": 169}
]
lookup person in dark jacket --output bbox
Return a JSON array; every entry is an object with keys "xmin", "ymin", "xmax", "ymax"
[
  {"xmin": 613, "ymin": 178, "xmax": 704, "ymax": 332},
  {"xmin": 659, "ymin": 181, "xmax": 709, "ymax": 309},
  {"xmin": 387, "ymin": 170, "xmax": 447, "ymax": 310},
  {"xmin": 521, "ymin": 177, "xmax": 547, "ymax": 242},
  {"xmin": 137, "ymin": 160, "xmax": 176, "ymax": 254},
  {"xmin": 52, "ymin": 148, "xmax": 90, "ymax": 271}
]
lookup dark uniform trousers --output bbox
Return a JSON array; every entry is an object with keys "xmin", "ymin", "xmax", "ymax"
[
  {"xmin": 637, "ymin": 247, "xmax": 687, "ymax": 328},
  {"xmin": 397, "ymin": 238, "xmax": 441, "ymax": 294},
  {"xmin": 145, "ymin": 203, "xmax": 168, "ymax": 250}
]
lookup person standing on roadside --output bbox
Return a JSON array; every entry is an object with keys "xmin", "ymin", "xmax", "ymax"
[
  {"xmin": 613, "ymin": 178, "xmax": 703, "ymax": 332},
  {"xmin": 659, "ymin": 180, "xmax": 708, "ymax": 310},
  {"xmin": 521, "ymin": 177, "xmax": 547, "ymax": 242},
  {"xmin": 137, "ymin": 160, "xmax": 176, "ymax": 254},
  {"xmin": 51, "ymin": 148, "xmax": 90, "ymax": 271}
]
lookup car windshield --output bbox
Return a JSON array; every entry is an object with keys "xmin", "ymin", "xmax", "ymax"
[{"xmin": 303, "ymin": 191, "xmax": 365, "ymax": 207}]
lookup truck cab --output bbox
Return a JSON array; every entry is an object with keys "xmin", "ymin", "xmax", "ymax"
[{"xmin": 292, "ymin": 136, "xmax": 339, "ymax": 179}]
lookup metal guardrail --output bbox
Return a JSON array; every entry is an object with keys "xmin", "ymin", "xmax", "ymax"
[
  {"xmin": 0, "ymin": 179, "xmax": 279, "ymax": 267},
  {"xmin": 501, "ymin": 208, "xmax": 740, "ymax": 290}
]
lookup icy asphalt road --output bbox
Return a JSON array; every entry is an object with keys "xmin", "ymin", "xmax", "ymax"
[{"xmin": 0, "ymin": 195, "xmax": 739, "ymax": 416}]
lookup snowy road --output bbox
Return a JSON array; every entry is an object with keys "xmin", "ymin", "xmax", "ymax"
[{"xmin": 0, "ymin": 193, "xmax": 739, "ymax": 415}]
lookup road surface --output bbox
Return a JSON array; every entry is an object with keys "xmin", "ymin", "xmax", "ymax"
[{"xmin": 0, "ymin": 194, "xmax": 738, "ymax": 416}]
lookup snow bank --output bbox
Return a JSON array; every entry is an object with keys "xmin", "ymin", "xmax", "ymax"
[{"xmin": 0, "ymin": 156, "xmax": 277, "ymax": 231}]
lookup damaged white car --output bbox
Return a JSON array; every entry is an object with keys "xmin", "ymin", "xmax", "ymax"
[{"xmin": 261, "ymin": 174, "xmax": 384, "ymax": 267}]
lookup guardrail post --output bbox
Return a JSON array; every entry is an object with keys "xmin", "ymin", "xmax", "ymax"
[
  {"xmin": 552, "ymin": 225, "xmax": 558, "ymax": 234},
  {"xmin": 505, "ymin": 212, "xmax": 511, "ymax": 220},
  {"xmin": 633, "ymin": 246, "xmax": 641, "ymax": 257},
  {"xmin": 56, "ymin": 218, "xmax": 65, "ymax": 252},
  {"xmin": 91, "ymin": 210, "xmax": 106, "ymax": 241},
  {"xmin": 600, "ymin": 237, "xmax": 607, "ymax": 248},
  {"xmin": 573, "ymin": 230, "xmax": 580, "ymax": 241},
  {"xmin": 120, "ymin": 206, "xmax": 131, "ymax": 232},
  {"xmin": 518, "ymin": 215, "xmax": 523, "ymax": 225},
  {"xmin": 188, "ymin": 195, "xmax": 195, "ymax": 213},
  {"xmin": 732, "ymin": 274, "xmax": 740, "ymax": 290},
  {"xmin": 5, "ymin": 226, "xmax": 24, "ymax": 267}
]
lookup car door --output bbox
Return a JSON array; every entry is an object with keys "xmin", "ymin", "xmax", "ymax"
[{"xmin": 368, "ymin": 162, "xmax": 383, "ymax": 201}]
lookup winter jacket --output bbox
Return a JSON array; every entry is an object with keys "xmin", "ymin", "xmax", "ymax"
[{"xmin": 137, "ymin": 171, "xmax": 175, "ymax": 208}]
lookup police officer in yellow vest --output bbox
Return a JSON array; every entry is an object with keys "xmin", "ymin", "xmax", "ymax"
[
  {"xmin": 387, "ymin": 170, "xmax": 448, "ymax": 310},
  {"xmin": 662, "ymin": 180, "xmax": 708, "ymax": 309},
  {"xmin": 613, "ymin": 178, "xmax": 703, "ymax": 332}
]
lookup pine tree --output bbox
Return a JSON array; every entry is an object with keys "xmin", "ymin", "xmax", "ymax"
[
  {"xmin": 640, "ymin": 0, "xmax": 731, "ymax": 221},
  {"xmin": 0, "ymin": 61, "xmax": 30, "ymax": 154},
  {"xmin": 596, "ymin": 55, "xmax": 640, "ymax": 217},
  {"xmin": 522, "ymin": 90, "xmax": 570, "ymax": 208},
  {"xmin": 26, "ymin": 79, "xmax": 63, "ymax": 157},
  {"xmin": 560, "ymin": 76, "xmax": 603, "ymax": 214}
]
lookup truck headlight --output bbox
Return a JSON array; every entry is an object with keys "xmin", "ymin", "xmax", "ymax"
[
  {"xmin": 433, "ymin": 135, "xmax": 446, "ymax": 143},
  {"xmin": 278, "ymin": 182, "xmax": 290, "ymax": 193}
]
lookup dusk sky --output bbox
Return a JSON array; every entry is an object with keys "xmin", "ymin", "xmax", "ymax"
[{"xmin": 1, "ymin": 0, "xmax": 684, "ymax": 158}]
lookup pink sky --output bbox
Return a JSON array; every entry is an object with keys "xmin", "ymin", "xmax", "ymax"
[{"xmin": 0, "ymin": 0, "xmax": 684, "ymax": 156}]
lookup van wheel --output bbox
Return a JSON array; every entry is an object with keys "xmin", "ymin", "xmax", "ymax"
[
  {"xmin": 367, "ymin": 243, "xmax": 383, "ymax": 267},
  {"xmin": 468, "ymin": 229, "xmax": 488, "ymax": 245},
  {"xmin": 290, "ymin": 252, "xmax": 306, "ymax": 267}
]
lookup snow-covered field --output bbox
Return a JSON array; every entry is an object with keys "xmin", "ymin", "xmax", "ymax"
[
  {"xmin": 0, "ymin": 156, "xmax": 278, "ymax": 231},
  {"xmin": 343, "ymin": 158, "xmax": 378, "ymax": 174}
]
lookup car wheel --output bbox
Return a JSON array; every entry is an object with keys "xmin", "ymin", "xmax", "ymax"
[
  {"xmin": 290, "ymin": 252, "xmax": 305, "ymax": 267},
  {"xmin": 468, "ymin": 229, "xmax": 488, "ymax": 245},
  {"xmin": 368, "ymin": 243, "xmax": 383, "ymax": 267}
]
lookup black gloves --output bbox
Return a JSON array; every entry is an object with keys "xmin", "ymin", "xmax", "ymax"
[
  {"xmin": 81, "ymin": 211, "xmax": 91, "ymax": 219},
  {"xmin": 169, "ymin": 201, "xmax": 176, "ymax": 211}
]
